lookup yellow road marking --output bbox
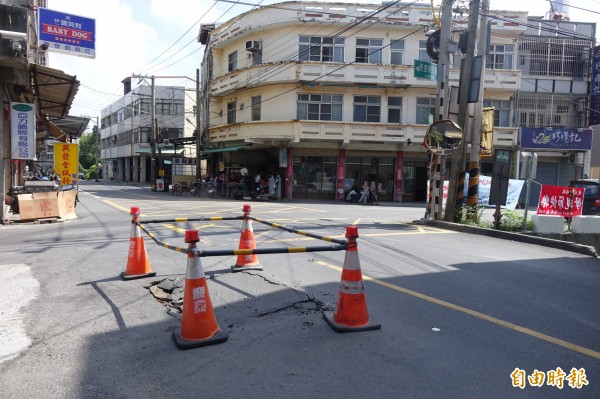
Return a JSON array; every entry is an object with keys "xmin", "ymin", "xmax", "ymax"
[
  {"xmin": 103, "ymin": 200, "xmax": 131, "ymax": 214},
  {"xmin": 314, "ymin": 259, "xmax": 600, "ymax": 360}
]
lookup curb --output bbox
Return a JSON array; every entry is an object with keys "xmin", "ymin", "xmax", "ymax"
[{"xmin": 414, "ymin": 219, "xmax": 598, "ymax": 258}]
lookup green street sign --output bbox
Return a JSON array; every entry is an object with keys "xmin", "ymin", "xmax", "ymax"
[{"xmin": 414, "ymin": 59, "xmax": 437, "ymax": 80}]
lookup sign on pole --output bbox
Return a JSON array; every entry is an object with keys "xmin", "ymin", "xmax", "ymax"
[
  {"xmin": 414, "ymin": 60, "xmax": 437, "ymax": 80},
  {"xmin": 590, "ymin": 45, "xmax": 600, "ymax": 125},
  {"xmin": 10, "ymin": 102, "xmax": 36, "ymax": 160},
  {"xmin": 38, "ymin": 8, "xmax": 96, "ymax": 58},
  {"xmin": 54, "ymin": 143, "xmax": 79, "ymax": 185},
  {"xmin": 537, "ymin": 185, "xmax": 584, "ymax": 217}
]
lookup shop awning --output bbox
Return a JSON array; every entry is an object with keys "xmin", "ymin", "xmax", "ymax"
[
  {"xmin": 30, "ymin": 64, "xmax": 80, "ymax": 118},
  {"xmin": 49, "ymin": 115, "xmax": 90, "ymax": 139},
  {"xmin": 201, "ymin": 145, "xmax": 248, "ymax": 154},
  {"xmin": 135, "ymin": 147, "xmax": 184, "ymax": 155}
]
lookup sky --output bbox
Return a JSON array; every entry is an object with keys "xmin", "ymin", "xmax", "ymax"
[{"xmin": 47, "ymin": 0, "xmax": 599, "ymax": 126}]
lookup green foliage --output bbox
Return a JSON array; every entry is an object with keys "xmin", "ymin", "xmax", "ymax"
[
  {"xmin": 78, "ymin": 131, "xmax": 100, "ymax": 169},
  {"xmin": 496, "ymin": 210, "xmax": 532, "ymax": 232},
  {"xmin": 458, "ymin": 207, "xmax": 533, "ymax": 231}
]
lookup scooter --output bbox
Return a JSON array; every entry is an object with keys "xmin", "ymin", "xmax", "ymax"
[{"xmin": 190, "ymin": 181, "xmax": 201, "ymax": 197}]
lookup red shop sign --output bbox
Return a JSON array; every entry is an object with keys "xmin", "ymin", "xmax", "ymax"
[{"xmin": 537, "ymin": 185, "xmax": 584, "ymax": 216}]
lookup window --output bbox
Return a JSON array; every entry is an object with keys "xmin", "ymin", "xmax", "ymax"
[
  {"xmin": 251, "ymin": 96, "xmax": 261, "ymax": 121},
  {"xmin": 297, "ymin": 94, "xmax": 343, "ymax": 121},
  {"xmin": 355, "ymin": 38, "xmax": 383, "ymax": 64},
  {"xmin": 353, "ymin": 96, "xmax": 381, "ymax": 122},
  {"xmin": 228, "ymin": 51, "xmax": 237, "ymax": 72},
  {"xmin": 483, "ymin": 100, "xmax": 511, "ymax": 126},
  {"xmin": 487, "ymin": 44, "xmax": 513, "ymax": 70},
  {"xmin": 419, "ymin": 40, "xmax": 430, "ymax": 62},
  {"xmin": 299, "ymin": 36, "xmax": 345, "ymax": 62},
  {"xmin": 416, "ymin": 97, "xmax": 435, "ymax": 124},
  {"xmin": 251, "ymin": 51, "xmax": 262, "ymax": 66},
  {"xmin": 387, "ymin": 97, "xmax": 402, "ymax": 123},
  {"xmin": 227, "ymin": 100, "xmax": 236, "ymax": 124},
  {"xmin": 390, "ymin": 40, "xmax": 404, "ymax": 65}
]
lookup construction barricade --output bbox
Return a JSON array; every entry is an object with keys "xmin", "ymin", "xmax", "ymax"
[{"xmin": 127, "ymin": 204, "xmax": 380, "ymax": 348}]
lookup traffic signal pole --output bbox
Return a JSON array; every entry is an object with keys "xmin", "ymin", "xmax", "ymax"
[{"xmin": 445, "ymin": 0, "xmax": 481, "ymax": 223}]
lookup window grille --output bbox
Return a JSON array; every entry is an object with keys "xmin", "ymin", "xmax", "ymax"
[
  {"xmin": 517, "ymin": 93, "xmax": 585, "ymax": 128},
  {"xmin": 518, "ymin": 38, "xmax": 591, "ymax": 78}
]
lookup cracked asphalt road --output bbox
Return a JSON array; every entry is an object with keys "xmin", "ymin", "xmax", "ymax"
[{"xmin": 1, "ymin": 182, "xmax": 599, "ymax": 399}]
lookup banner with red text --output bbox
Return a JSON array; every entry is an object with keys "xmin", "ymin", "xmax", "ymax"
[{"xmin": 537, "ymin": 185, "xmax": 584, "ymax": 216}]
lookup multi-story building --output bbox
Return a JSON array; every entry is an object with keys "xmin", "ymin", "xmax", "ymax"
[
  {"xmin": 515, "ymin": 16, "xmax": 595, "ymax": 203},
  {"xmin": 199, "ymin": 1, "xmax": 527, "ymax": 202},
  {"xmin": 1, "ymin": 0, "xmax": 81, "ymax": 222},
  {"xmin": 99, "ymin": 80, "xmax": 197, "ymax": 185}
]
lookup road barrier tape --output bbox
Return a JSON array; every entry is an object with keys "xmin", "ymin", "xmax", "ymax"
[
  {"xmin": 250, "ymin": 216, "xmax": 347, "ymax": 245},
  {"xmin": 137, "ymin": 222, "xmax": 189, "ymax": 254},
  {"xmin": 137, "ymin": 221, "xmax": 347, "ymax": 257},
  {"xmin": 191, "ymin": 244, "xmax": 347, "ymax": 257},
  {"xmin": 139, "ymin": 216, "xmax": 244, "ymax": 224}
]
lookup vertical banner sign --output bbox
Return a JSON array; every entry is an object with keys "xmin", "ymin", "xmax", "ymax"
[
  {"xmin": 480, "ymin": 107, "xmax": 494, "ymax": 157},
  {"xmin": 537, "ymin": 185, "xmax": 584, "ymax": 217},
  {"xmin": 10, "ymin": 103, "xmax": 36, "ymax": 160},
  {"xmin": 38, "ymin": 8, "xmax": 96, "ymax": 59},
  {"xmin": 336, "ymin": 149, "xmax": 346, "ymax": 201},
  {"xmin": 590, "ymin": 45, "xmax": 600, "ymax": 125},
  {"xmin": 54, "ymin": 143, "xmax": 79, "ymax": 185}
]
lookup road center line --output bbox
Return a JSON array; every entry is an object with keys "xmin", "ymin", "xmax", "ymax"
[{"xmin": 314, "ymin": 259, "xmax": 600, "ymax": 360}]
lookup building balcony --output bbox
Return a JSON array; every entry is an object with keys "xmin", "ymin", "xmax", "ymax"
[
  {"xmin": 210, "ymin": 62, "xmax": 521, "ymax": 97},
  {"xmin": 208, "ymin": 120, "xmax": 519, "ymax": 149}
]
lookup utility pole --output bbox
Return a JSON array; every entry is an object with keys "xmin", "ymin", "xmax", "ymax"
[
  {"xmin": 150, "ymin": 76, "xmax": 157, "ymax": 191},
  {"xmin": 196, "ymin": 68, "xmax": 201, "ymax": 179},
  {"xmin": 467, "ymin": 0, "xmax": 489, "ymax": 213},
  {"xmin": 445, "ymin": 0, "xmax": 480, "ymax": 222},
  {"xmin": 427, "ymin": 0, "xmax": 454, "ymax": 220},
  {"xmin": 436, "ymin": 0, "xmax": 453, "ymax": 123},
  {"xmin": 94, "ymin": 115, "xmax": 99, "ymax": 181}
]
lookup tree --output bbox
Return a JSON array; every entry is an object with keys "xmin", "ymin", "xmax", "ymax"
[{"xmin": 78, "ymin": 128, "xmax": 99, "ymax": 170}]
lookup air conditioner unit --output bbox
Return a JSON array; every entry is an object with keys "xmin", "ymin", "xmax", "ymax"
[{"xmin": 245, "ymin": 40, "xmax": 262, "ymax": 52}]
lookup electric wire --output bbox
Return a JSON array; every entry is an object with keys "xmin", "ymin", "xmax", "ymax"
[{"xmin": 225, "ymin": 0, "xmax": 414, "ymax": 93}]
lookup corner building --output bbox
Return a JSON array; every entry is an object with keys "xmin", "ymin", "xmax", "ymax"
[{"xmin": 199, "ymin": 1, "xmax": 524, "ymax": 202}]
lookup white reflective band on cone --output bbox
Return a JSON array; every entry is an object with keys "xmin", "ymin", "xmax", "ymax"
[
  {"xmin": 338, "ymin": 279, "xmax": 364, "ymax": 294},
  {"xmin": 186, "ymin": 253, "xmax": 205, "ymax": 280}
]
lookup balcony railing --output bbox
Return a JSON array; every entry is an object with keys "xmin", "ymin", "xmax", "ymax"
[
  {"xmin": 208, "ymin": 120, "xmax": 518, "ymax": 148},
  {"xmin": 210, "ymin": 62, "xmax": 521, "ymax": 97}
]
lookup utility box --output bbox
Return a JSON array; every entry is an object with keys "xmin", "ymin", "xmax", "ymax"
[{"xmin": 489, "ymin": 149, "xmax": 512, "ymax": 206}]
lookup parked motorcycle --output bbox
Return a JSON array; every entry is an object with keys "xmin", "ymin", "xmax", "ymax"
[{"xmin": 190, "ymin": 180, "xmax": 202, "ymax": 197}]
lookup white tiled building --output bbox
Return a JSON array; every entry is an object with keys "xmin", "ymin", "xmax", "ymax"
[
  {"xmin": 100, "ymin": 82, "xmax": 197, "ymax": 184},
  {"xmin": 199, "ymin": 1, "xmax": 591, "ymax": 203}
]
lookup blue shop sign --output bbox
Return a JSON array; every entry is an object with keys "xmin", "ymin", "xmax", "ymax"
[{"xmin": 520, "ymin": 127, "xmax": 592, "ymax": 150}]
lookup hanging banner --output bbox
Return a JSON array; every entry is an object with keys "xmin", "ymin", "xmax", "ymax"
[
  {"xmin": 54, "ymin": 143, "xmax": 79, "ymax": 185},
  {"xmin": 480, "ymin": 107, "xmax": 494, "ymax": 157},
  {"xmin": 437, "ymin": 175, "xmax": 525, "ymax": 210},
  {"xmin": 10, "ymin": 102, "xmax": 37, "ymax": 160},
  {"xmin": 537, "ymin": 185, "xmax": 584, "ymax": 217}
]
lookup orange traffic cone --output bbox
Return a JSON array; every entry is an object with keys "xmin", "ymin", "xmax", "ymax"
[
  {"xmin": 324, "ymin": 226, "xmax": 381, "ymax": 332},
  {"xmin": 173, "ymin": 230, "xmax": 228, "ymax": 349},
  {"xmin": 231, "ymin": 204, "xmax": 262, "ymax": 272},
  {"xmin": 122, "ymin": 206, "xmax": 156, "ymax": 280}
]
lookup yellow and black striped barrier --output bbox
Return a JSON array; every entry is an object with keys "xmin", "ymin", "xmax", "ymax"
[
  {"xmin": 250, "ymin": 216, "xmax": 347, "ymax": 245},
  {"xmin": 139, "ymin": 216, "xmax": 244, "ymax": 224},
  {"xmin": 137, "ymin": 222, "xmax": 189, "ymax": 254},
  {"xmin": 136, "ymin": 216, "xmax": 348, "ymax": 257}
]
